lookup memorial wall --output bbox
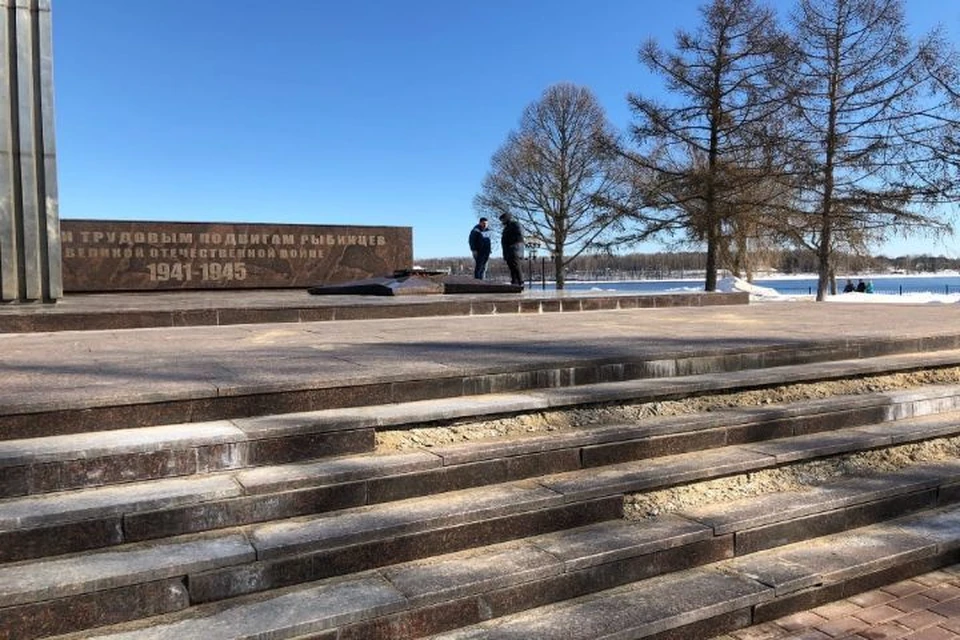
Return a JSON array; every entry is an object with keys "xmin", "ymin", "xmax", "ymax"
[{"xmin": 60, "ymin": 219, "xmax": 413, "ymax": 292}]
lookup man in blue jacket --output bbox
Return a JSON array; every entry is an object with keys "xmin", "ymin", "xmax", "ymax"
[{"xmin": 468, "ymin": 217, "xmax": 492, "ymax": 279}]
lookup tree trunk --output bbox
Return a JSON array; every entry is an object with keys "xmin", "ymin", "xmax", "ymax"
[
  {"xmin": 704, "ymin": 220, "xmax": 719, "ymax": 292},
  {"xmin": 554, "ymin": 254, "xmax": 565, "ymax": 290},
  {"xmin": 816, "ymin": 220, "xmax": 831, "ymax": 301}
]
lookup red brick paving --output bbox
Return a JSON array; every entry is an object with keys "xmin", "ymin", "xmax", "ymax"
[{"xmin": 893, "ymin": 594, "xmax": 942, "ymax": 614}]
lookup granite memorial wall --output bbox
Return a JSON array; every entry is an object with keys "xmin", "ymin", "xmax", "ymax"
[{"xmin": 60, "ymin": 219, "xmax": 413, "ymax": 291}]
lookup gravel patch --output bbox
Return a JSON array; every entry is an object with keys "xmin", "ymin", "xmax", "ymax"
[
  {"xmin": 376, "ymin": 367, "xmax": 960, "ymax": 452},
  {"xmin": 623, "ymin": 436, "xmax": 960, "ymax": 519}
]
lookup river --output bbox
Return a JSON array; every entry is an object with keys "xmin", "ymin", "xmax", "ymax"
[{"xmin": 536, "ymin": 275, "xmax": 960, "ymax": 296}]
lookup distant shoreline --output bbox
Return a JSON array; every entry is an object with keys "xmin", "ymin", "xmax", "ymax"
[{"xmin": 559, "ymin": 271, "xmax": 960, "ymax": 285}]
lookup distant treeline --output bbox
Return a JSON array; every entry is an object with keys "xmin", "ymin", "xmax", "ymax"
[{"xmin": 416, "ymin": 250, "xmax": 957, "ymax": 282}]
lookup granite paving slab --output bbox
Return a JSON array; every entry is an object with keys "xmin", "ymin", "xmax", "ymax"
[
  {"xmin": 231, "ymin": 395, "xmax": 545, "ymax": 439},
  {"xmin": 527, "ymin": 515, "xmax": 713, "ymax": 571},
  {"xmin": 427, "ymin": 502, "xmax": 960, "ymax": 640},
  {"xmin": 883, "ymin": 385, "xmax": 960, "ymax": 419},
  {"xmin": 724, "ymin": 521, "xmax": 941, "ymax": 588},
  {"xmin": 853, "ymin": 411, "xmax": 960, "ymax": 443},
  {"xmin": 235, "ymin": 451, "xmax": 443, "ymax": 495},
  {"xmin": 9, "ymin": 303, "xmax": 960, "ymax": 638},
  {"xmin": 741, "ymin": 428, "xmax": 895, "ymax": 463},
  {"xmin": 425, "ymin": 409, "xmax": 776, "ymax": 467},
  {"xmin": 680, "ymin": 465, "xmax": 955, "ymax": 536},
  {"xmin": 12, "ymin": 461, "xmax": 957, "ymax": 620},
  {"xmin": 248, "ymin": 482, "xmax": 566, "ymax": 560},
  {"xmin": 0, "ymin": 475, "xmax": 242, "ymax": 530},
  {"xmin": 537, "ymin": 447, "xmax": 774, "ymax": 500},
  {"xmin": 724, "ymin": 558, "xmax": 821, "ymax": 596},
  {"xmin": 0, "ymin": 421, "xmax": 243, "ymax": 466},
  {"xmin": 376, "ymin": 515, "xmax": 717, "ymax": 611},
  {"xmin": 39, "ymin": 487, "xmax": 960, "ymax": 640},
  {"xmin": 785, "ymin": 529, "xmax": 939, "ymax": 584},
  {"xmin": 183, "ymin": 496, "xmax": 622, "ymax": 604},
  {"xmin": 541, "ymin": 414, "xmax": 960, "ymax": 505},
  {"xmin": 703, "ymin": 349, "xmax": 960, "ymax": 391},
  {"xmin": 892, "ymin": 503, "xmax": 960, "ymax": 551},
  {"xmin": 77, "ymin": 573, "xmax": 407, "ymax": 640},
  {"xmin": 190, "ymin": 390, "xmax": 960, "ymax": 506},
  {"xmin": 0, "ymin": 532, "xmax": 254, "ymax": 607},
  {"xmin": 28, "ymin": 459, "xmax": 960, "ymax": 640},
  {"xmin": 381, "ymin": 542, "xmax": 562, "ymax": 606},
  {"xmin": 3, "ymin": 376, "xmax": 222, "ymax": 415},
  {"xmin": 428, "ymin": 567, "xmax": 772, "ymax": 639}
]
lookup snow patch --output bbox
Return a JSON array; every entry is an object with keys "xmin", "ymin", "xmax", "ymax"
[{"xmin": 716, "ymin": 276, "xmax": 960, "ymax": 304}]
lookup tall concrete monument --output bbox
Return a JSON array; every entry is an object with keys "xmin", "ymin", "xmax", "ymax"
[{"xmin": 0, "ymin": 0, "xmax": 61, "ymax": 302}]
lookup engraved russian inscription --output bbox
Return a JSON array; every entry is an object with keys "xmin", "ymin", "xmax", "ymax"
[{"xmin": 60, "ymin": 220, "xmax": 413, "ymax": 292}]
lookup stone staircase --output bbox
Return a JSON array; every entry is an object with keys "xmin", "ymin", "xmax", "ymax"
[{"xmin": 5, "ymin": 338, "xmax": 960, "ymax": 638}]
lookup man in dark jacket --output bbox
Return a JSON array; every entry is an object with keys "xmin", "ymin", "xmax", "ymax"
[
  {"xmin": 499, "ymin": 212, "xmax": 524, "ymax": 287},
  {"xmin": 468, "ymin": 217, "xmax": 492, "ymax": 279}
]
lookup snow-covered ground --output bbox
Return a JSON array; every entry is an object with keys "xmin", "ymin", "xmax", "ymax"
[{"xmin": 716, "ymin": 276, "xmax": 960, "ymax": 304}]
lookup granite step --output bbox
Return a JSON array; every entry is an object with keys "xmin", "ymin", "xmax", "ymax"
[
  {"xmin": 0, "ymin": 470, "xmax": 621, "ymax": 564},
  {"xmin": 4, "ymin": 345, "xmax": 960, "ymax": 497},
  {"xmin": 0, "ymin": 490, "xmax": 620, "ymax": 639},
  {"xmin": 428, "ymin": 503, "xmax": 960, "ymax": 640},
  {"xmin": 88, "ymin": 411, "xmax": 960, "ymax": 599},
  {"xmin": 534, "ymin": 409, "xmax": 960, "ymax": 502},
  {"xmin": 29, "ymin": 464, "xmax": 960, "ymax": 640},
  {"xmin": 235, "ymin": 385, "xmax": 960, "ymax": 504},
  {"xmin": 10, "ymin": 517, "xmax": 725, "ymax": 640},
  {"xmin": 4, "ymin": 403, "xmax": 960, "ymax": 564},
  {"xmin": 677, "ymin": 461, "xmax": 960, "ymax": 555},
  {"xmin": 4, "ymin": 369, "xmax": 960, "ymax": 638},
  {"xmin": 5, "ymin": 339, "xmax": 960, "ymax": 440},
  {"xmin": 18, "ymin": 444, "xmax": 957, "ymax": 596},
  {"xmin": 0, "ymin": 417, "xmax": 377, "ymax": 499}
]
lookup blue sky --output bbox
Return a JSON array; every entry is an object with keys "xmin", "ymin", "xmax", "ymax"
[{"xmin": 52, "ymin": 1, "xmax": 960, "ymax": 260}]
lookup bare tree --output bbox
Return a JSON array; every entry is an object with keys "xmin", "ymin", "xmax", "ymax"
[
  {"xmin": 474, "ymin": 83, "xmax": 626, "ymax": 289},
  {"xmin": 779, "ymin": 0, "xmax": 960, "ymax": 301},
  {"xmin": 622, "ymin": 0, "xmax": 792, "ymax": 291},
  {"xmin": 718, "ymin": 170, "xmax": 787, "ymax": 281}
]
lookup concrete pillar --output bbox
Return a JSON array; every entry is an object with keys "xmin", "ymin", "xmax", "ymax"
[{"xmin": 0, "ymin": 0, "xmax": 61, "ymax": 302}]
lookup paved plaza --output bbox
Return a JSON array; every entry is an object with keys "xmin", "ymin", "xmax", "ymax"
[{"xmin": 1, "ymin": 295, "xmax": 957, "ymax": 415}]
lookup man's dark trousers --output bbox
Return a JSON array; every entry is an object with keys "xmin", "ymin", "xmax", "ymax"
[{"xmin": 474, "ymin": 254, "xmax": 490, "ymax": 279}]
